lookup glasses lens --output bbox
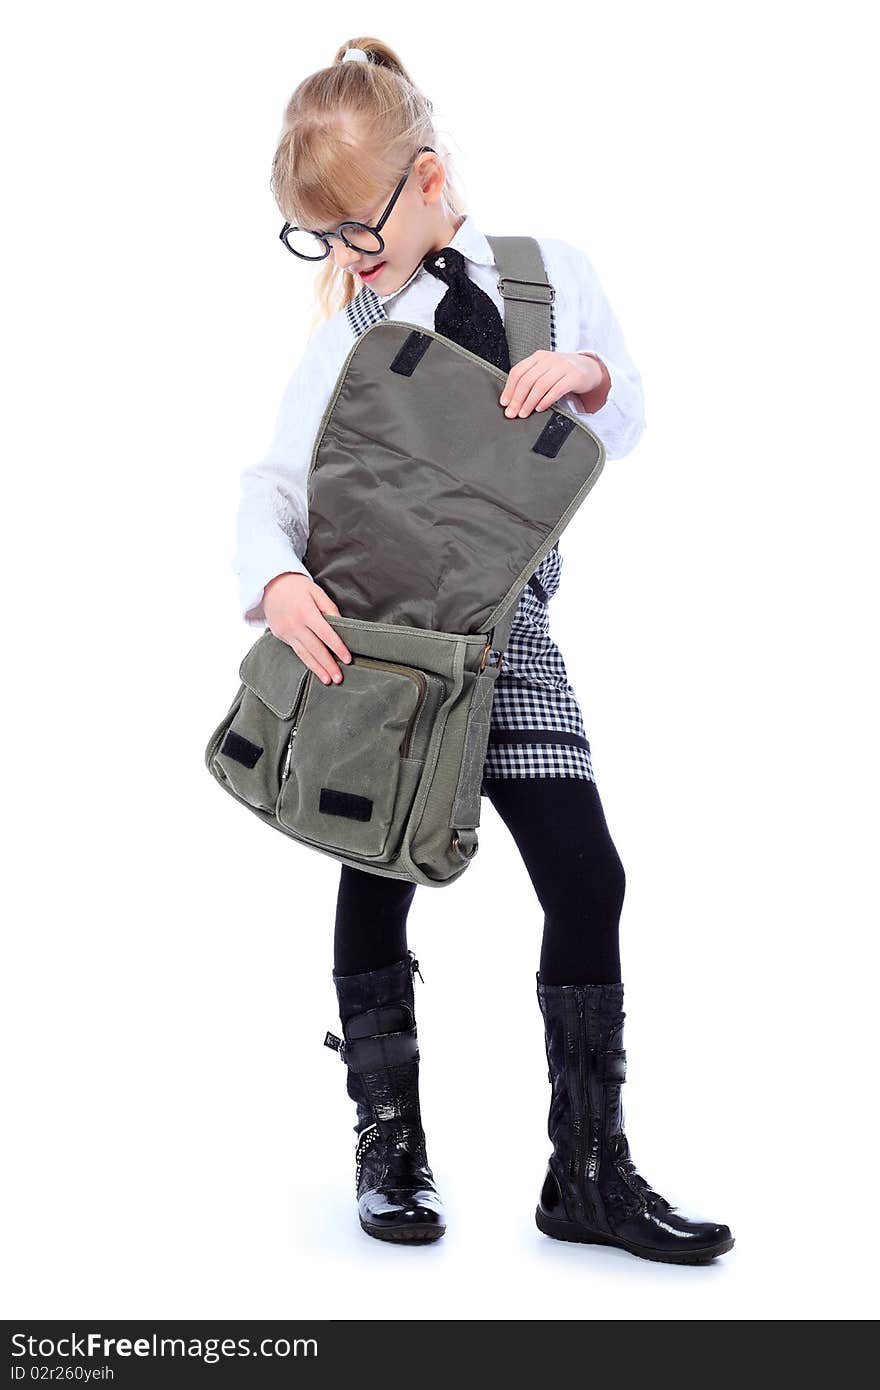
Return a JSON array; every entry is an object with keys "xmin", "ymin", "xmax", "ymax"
[
  {"xmin": 339, "ymin": 223, "xmax": 384, "ymax": 254},
  {"xmin": 283, "ymin": 227, "xmax": 329, "ymax": 259}
]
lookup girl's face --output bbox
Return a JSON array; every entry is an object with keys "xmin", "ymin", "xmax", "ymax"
[{"xmin": 330, "ymin": 154, "xmax": 460, "ymax": 296}]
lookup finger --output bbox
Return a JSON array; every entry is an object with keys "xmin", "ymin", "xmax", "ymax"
[
  {"xmin": 502, "ymin": 354, "xmax": 555, "ymax": 416},
  {"xmin": 502, "ymin": 365, "xmax": 540, "ymax": 416},
  {"xmin": 513, "ymin": 363, "xmax": 563, "ymax": 417},
  {"xmin": 310, "ymin": 607, "xmax": 353, "ymax": 667},
  {"xmin": 499, "ymin": 353, "xmax": 539, "ymax": 409},
  {"xmin": 279, "ymin": 628, "xmax": 342, "ymax": 686},
  {"xmin": 310, "ymin": 589, "xmax": 353, "ymax": 664},
  {"xmin": 534, "ymin": 366, "xmax": 581, "ymax": 412},
  {"xmin": 499, "ymin": 364, "xmax": 524, "ymax": 407},
  {"xmin": 534, "ymin": 384, "xmax": 567, "ymax": 411}
]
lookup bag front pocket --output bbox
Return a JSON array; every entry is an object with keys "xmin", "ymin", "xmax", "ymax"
[
  {"xmin": 276, "ymin": 656, "xmax": 439, "ymax": 859},
  {"xmin": 210, "ymin": 636, "xmax": 310, "ymax": 813}
]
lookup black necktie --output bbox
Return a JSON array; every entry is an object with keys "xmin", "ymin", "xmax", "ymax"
[{"xmin": 421, "ymin": 245, "xmax": 511, "ymax": 373}]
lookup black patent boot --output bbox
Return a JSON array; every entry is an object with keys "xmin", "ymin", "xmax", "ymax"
[
  {"xmin": 535, "ymin": 977, "xmax": 734, "ymax": 1265},
  {"xmin": 324, "ymin": 950, "xmax": 446, "ymax": 1244}
]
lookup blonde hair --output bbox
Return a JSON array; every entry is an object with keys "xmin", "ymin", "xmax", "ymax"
[{"xmin": 270, "ymin": 36, "xmax": 467, "ymax": 333}]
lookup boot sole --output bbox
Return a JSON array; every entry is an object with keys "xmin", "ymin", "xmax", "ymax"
[
  {"xmin": 535, "ymin": 1207, "xmax": 734, "ymax": 1265},
  {"xmin": 360, "ymin": 1218, "xmax": 446, "ymax": 1245}
]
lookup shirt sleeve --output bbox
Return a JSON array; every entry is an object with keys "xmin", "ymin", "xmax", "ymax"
[
  {"xmin": 547, "ymin": 238, "xmax": 647, "ymax": 460},
  {"xmin": 232, "ymin": 314, "xmax": 347, "ymax": 628}
]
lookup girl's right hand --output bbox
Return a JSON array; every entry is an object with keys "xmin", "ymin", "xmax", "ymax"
[{"xmin": 262, "ymin": 572, "xmax": 352, "ymax": 685}]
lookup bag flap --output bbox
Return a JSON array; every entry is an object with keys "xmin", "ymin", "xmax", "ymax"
[
  {"xmin": 303, "ymin": 320, "xmax": 605, "ymax": 636},
  {"xmin": 238, "ymin": 631, "xmax": 310, "ymax": 719}
]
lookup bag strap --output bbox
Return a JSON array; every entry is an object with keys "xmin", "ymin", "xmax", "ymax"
[
  {"xmin": 481, "ymin": 236, "xmax": 556, "ymax": 655},
  {"xmin": 485, "ymin": 235, "xmax": 555, "ymax": 365}
]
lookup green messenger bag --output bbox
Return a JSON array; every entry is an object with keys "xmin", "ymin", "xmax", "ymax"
[{"xmin": 205, "ymin": 235, "xmax": 605, "ymax": 887}]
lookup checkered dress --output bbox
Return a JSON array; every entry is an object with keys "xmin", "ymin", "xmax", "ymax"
[{"xmin": 344, "ymin": 289, "xmax": 595, "ymax": 789}]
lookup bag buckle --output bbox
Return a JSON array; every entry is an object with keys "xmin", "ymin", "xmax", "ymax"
[
  {"xmin": 497, "ymin": 277, "xmax": 555, "ymax": 305},
  {"xmin": 452, "ymin": 829, "xmax": 479, "ymax": 860},
  {"xmin": 480, "ymin": 641, "xmax": 504, "ymax": 673}
]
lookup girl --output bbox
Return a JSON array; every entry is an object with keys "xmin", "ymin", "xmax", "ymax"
[{"xmin": 232, "ymin": 37, "xmax": 733, "ymax": 1264}]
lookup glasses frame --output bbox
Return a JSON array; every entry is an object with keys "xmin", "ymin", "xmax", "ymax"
[{"xmin": 279, "ymin": 146, "xmax": 436, "ymax": 261}]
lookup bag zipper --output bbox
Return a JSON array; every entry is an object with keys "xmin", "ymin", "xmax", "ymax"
[
  {"xmin": 279, "ymin": 656, "xmax": 429, "ymax": 785},
  {"xmin": 347, "ymin": 656, "xmax": 428, "ymax": 759},
  {"xmin": 279, "ymin": 670, "xmax": 313, "ymax": 786},
  {"xmin": 282, "ymin": 728, "xmax": 297, "ymax": 782}
]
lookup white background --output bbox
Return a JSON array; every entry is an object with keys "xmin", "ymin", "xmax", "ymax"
[{"xmin": 3, "ymin": 0, "xmax": 878, "ymax": 1322}]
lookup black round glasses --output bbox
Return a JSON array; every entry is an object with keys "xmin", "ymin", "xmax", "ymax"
[{"xmin": 279, "ymin": 147, "xmax": 436, "ymax": 261}]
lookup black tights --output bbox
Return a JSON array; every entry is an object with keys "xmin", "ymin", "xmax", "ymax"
[{"xmin": 333, "ymin": 776, "xmax": 625, "ymax": 985}]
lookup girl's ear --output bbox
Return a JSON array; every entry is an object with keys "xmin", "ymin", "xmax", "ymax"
[{"xmin": 418, "ymin": 153, "xmax": 446, "ymax": 204}]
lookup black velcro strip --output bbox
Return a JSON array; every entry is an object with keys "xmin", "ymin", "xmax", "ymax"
[
  {"xmin": 342, "ymin": 1029, "xmax": 419, "ymax": 1074},
  {"xmin": 532, "ymin": 412, "xmax": 577, "ymax": 458},
  {"xmin": 487, "ymin": 727, "xmax": 591, "ymax": 751},
  {"xmin": 528, "ymin": 573, "xmax": 550, "ymax": 603},
  {"xmin": 319, "ymin": 786, "xmax": 374, "ymax": 822},
  {"xmin": 220, "ymin": 728, "xmax": 263, "ymax": 768},
  {"xmin": 389, "ymin": 331, "xmax": 432, "ymax": 376}
]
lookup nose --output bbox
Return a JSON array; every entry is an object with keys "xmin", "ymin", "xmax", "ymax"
[{"xmin": 332, "ymin": 241, "xmax": 365, "ymax": 273}]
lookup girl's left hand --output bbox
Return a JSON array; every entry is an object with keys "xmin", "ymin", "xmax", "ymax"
[{"xmin": 499, "ymin": 351, "xmax": 606, "ymax": 418}]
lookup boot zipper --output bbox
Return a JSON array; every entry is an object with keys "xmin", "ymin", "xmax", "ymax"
[
  {"xmin": 586, "ymin": 1044, "xmax": 602, "ymax": 1187},
  {"xmin": 586, "ymin": 1034, "xmax": 602, "ymax": 1186},
  {"xmin": 587, "ymin": 1112, "xmax": 602, "ymax": 1184},
  {"xmin": 354, "ymin": 1123, "xmax": 380, "ymax": 1193},
  {"xmin": 574, "ymin": 991, "xmax": 585, "ymax": 1186}
]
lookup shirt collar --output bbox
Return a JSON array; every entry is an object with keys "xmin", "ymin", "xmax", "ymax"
[{"xmin": 368, "ymin": 213, "xmax": 496, "ymax": 305}]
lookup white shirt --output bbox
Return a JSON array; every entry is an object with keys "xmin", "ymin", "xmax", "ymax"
[{"xmin": 233, "ymin": 213, "xmax": 646, "ymax": 627}]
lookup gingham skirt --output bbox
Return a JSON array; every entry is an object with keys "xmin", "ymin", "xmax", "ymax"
[{"xmin": 481, "ymin": 542, "xmax": 595, "ymax": 789}]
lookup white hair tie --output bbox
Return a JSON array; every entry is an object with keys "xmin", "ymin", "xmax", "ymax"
[{"xmin": 342, "ymin": 47, "xmax": 369, "ymax": 62}]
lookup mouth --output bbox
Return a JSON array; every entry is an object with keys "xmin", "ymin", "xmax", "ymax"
[{"xmin": 357, "ymin": 261, "xmax": 387, "ymax": 282}]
